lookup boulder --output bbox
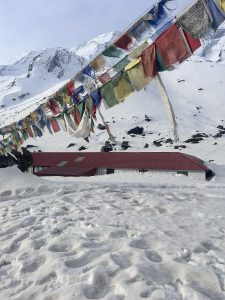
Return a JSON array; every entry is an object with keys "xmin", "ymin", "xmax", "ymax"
[{"xmin": 127, "ymin": 126, "xmax": 144, "ymax": 135}]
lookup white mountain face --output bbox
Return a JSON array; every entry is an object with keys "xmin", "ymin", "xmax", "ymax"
[
  {"xmin": 72, "ymin": 31, "xmax": 119, "ymax": 60},
  {"xmin": 0, "ymin": 32, "xmax": 119, "ymax": 110},
  {"xmin": 201, "ymin": 23, "xmax": 225, "ymax": 62}
]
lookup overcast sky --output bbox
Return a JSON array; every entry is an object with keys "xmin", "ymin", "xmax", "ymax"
[{"xmin": 0, "ymin": 0, "xmax": 192, "ymax": 64}]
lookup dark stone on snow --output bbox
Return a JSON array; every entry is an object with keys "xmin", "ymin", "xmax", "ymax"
[
  {"xmin": 185, "ymin": 138, "xmax": 203, "ymax": 144},
  {"xmin": 213, "ymin": 133, "xmax": 222, "ymax": 138},
  {"xmin": 97, "ymin": 124, "xmax": 106, "ymax": 130},
  {"xmin": 153, "ymin": 140, "xmax": 162, "ymax": 147},
  {"xmin": 67, "ymin": 143, "xmax": 76, "ymax": 148},
  {"xmin": 26, "ymin": 144, "xmax": 37, "ymax": 149},
  {"xmin": 101, "ymin": 141, "xmax": 113, "ymax": 152},
  {"xmin": 217, "ymin": 125, "xmax": 225, "ymax": 130},
  {"xmin": 0, "ymin": 147, "xmax": 33, "ymax": 172},
  {"xmin": 144, "ymin": 143, "xmax": 149, "ymax": 149},
  {"xmin": 174, "ymin": 145, "xmax": 186, "ymax": 149},
  {"xmin": 192, "ymin": 133, "xmax": 208, "ymax": 138},
  {"xmin": 165, "ymin": 138, "xmax": 173, "ymax": 144},
  {"xmin": 127, "ymin": 126, "xmax": 144, "ymax": 135},
  {"xmin": 79, "ymin": 146, "xmax": 87, "ymax": 151},
  {"xmin": 219, "ymin": 130, "xmax": 225, "ymax": 135},
  {"xmin": 121, "ymin": 141, "xmax": 131, "ymax": 150},
  {"xmin": 144, "ymin": 115, "xmax": 152, "ymax": 122}
]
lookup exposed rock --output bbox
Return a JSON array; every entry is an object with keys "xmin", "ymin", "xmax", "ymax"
[
  {"xmin": 165, "ymin": 138, "xmax": 173, "ymax": 144},
  {"xmin": 101, "ymin": 141, "xmax": 113, "ymax": 152},
  {"xmin": 26, "ymin": 145, "xmax": 37, "ymax": 149},
  {"xmin": 174, "ymin": 145, "xmax": 186, "ymax": 149},
  {"xmin": 185, "ymin": 138, "xmax": 203, "ymax": 144},
  {"xmin": 192, "ymin": 133, "xmax": 208, "ymax": 138},
  {"xmin": 144, "ymin": 115, "xmax": 152, "ymax": 122},
  {"xmin": 97, "ymin": 124, "xmax": 106, "ymax": 130},
  {"xmin": 0, "ymin": 148, "xmax": 33, "ymax": 172},
  {"xmin": 67, "ymin": 143, "xmax": 76, "ymax": 148},
  {"xmin": 121, "ymin": 141, "xmax": 131, "ymax": 150},
  {"xmin": 213, "ymin": 133, "xmax": 223, "ymax": 138},
  {"xmin": 144, "ymin": 143, "xmax": 149, "ymax": 149},
  {"xmin": 217, "ymin": 125, "xmax": 225, "ymax": 130},
  {"xmin": 153, "ymin": 139, "xmax": 163, "ymax": 147},
  {"xmin": 79, "ymin": 146, "xmax": 87, "ymax": 151},
  {"xmin": 127, "ymin": 126, "xmax": 144, "ymax": 135}
]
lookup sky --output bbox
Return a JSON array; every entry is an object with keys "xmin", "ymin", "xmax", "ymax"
[{"xmin": 0, "ymin": 0, "xmax": 192, "ymax": 64}]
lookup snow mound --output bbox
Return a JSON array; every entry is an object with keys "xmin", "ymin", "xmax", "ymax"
[{"xmin": 0, "ymin": 166, "xmax": 44, "ymax": 193}]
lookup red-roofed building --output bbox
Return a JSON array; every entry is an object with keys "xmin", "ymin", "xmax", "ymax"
[{"xmin": 31, "ymin": 152, "xmax": 214, "ymax": 180}]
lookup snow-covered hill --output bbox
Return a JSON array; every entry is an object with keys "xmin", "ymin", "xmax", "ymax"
[{"xmin": 201, "ymin": 23, "xmax": 225, "ymax": 62}]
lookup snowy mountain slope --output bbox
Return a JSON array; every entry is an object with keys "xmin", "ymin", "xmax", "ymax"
[
  {"xmin": 72, "ymin": 31, "xmax": 119, "ymax": 60},
  {"xmin": 0, "ymin": 48, "xmax": 86, "ymax": 109},
  {"xmin": 201, "ymin": 23, "xmax": 225, "ymax": 62},
  {"xmin": 0, "ymin": 31, "xmax": 119, "ymax": 111}
]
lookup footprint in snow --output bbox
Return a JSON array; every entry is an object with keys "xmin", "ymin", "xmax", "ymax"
[
  {"xmin": 110, "ymin": 230, "xmax": 128, "ymax": 239},
  {"xmin": 20, "ymin": 255, "xmax": 46, "ymax": 274},
  {"xmin": 82, "ymin": 267, "xmax": 111, "ymax": 299},
  {"xmin": 129, "ymin": 239, "xmax": 150, "ymax": 249},
  {"xmin": 110, "ymin": 253, "xmax": 131, "ymax": 269},
  {"xmin": 145, "ymin": 250, "xmax": 163, "ymax": 263}
]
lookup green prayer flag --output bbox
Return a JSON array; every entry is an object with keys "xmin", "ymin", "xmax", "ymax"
[
  {"xmin": 101, "ymin": 81, "xmax": 118, "ymax": 109},
  {"xmin": 113, "ymin": 57, "xmax": 131, "ymax": 73},
  {"xmin": 156, "ymin": 49, "xmax": 167, "ymax": 72},
  {"xmin": 102, "ymin": 46, "xmax": 123, "ymax": 58}
]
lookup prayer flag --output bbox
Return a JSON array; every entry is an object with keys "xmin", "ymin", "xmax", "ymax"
[
  {"xmin": 66, "ymin": 80, "xmax": 75, "ymax": 96},
  {"xmin": 112, "ymin": 72, "xmax": 134, "ymax": 102},
  {"xmin": 141, "ymin": 44, "xmax": 157, "ymax": 78},
  {"xmin": 101, "ymin": 81, "xmax": 118, "ymax": 108},
  {"xmin": 99, "ymin": 72, "xmax": 111, "ymax": 84},
  {"xmin": 183, "ymin": 30, "xmax": 201, "ymax": 53},
  {"xmin": 178, "ymin": 0, "xmax": 212, "ymax": 38},
  {"xmin": 113, "ymin": 57, "xmax": 131, "ymax": 73},
  {"xmin": 204, "ymin": 0, "xmax": 225, "ymax": 30},
  {"xmin": 155, "ymin": 24, "xmax": 189, "ymax": 68},
  {"xmin": 82, "ymin": 65, "xmax": 96, "ymax": 78},
  {"xmin": 91, "ymin": 56, "xmax": 106, "ymax": 71},
  {"xmin": 125, "ymin": 58, "xmax": 151, "ymax": 91},
  {"xmin": 50, "ymin": 119, "xmax": 61, "ymax": 133},
  {"xmin": 114, "ymin": 33, "xmax": 133, "ymax": 51},
  {"xmin": 145, "ymin": 0, "xmax": 168, "ymax": 27},
  {"xmin": 129, "ymin": 20, "xmax": 152, "ymax": 42},
  {"xmin": 129, "ymin": 42, "xmax": 149, "ymax": 59},
  {"xmin": 90, "ymin": 89, "xmax": 102, "ymax": 108},
  {"xmin": 102, "ymin": 46, "xmax": 123, "ymax": 58}
]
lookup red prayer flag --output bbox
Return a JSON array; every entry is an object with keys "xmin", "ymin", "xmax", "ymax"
[
  {"xmin": 66, "ymin": 80, "xmax": 75, "ymax": 96},
  {"xmin": 47, "ymin": 99, "xmax": 61, "ymax": 115},
  {"xmin": 155, "ymin": 24, "xmax": 189, "ymax": 68},
  {"xmin": 99, "ymin": 72, "xmax": 111, "ymax": 84},
  {"xmin": 114, "ymin": 34, "xmax": 133, "ymax": 51},
  {"xmin": 183, "ymin": 31, "xmax": 201, "ymax": 53},
  {"xmin": 50, "ymin": 119, "xmax": 61, "ymax": 133},
  {"xmin": 73, "ymin": 107, "xmax": 81, "ymax": 125},
  {"xmin": 141, "ymin": 44, "xmax": 157, "ymax": 78}
]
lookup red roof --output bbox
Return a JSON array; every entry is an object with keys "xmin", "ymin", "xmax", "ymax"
[{"xmin": 32, "ymin": 152, "xmax": 209, "ymax": 176}]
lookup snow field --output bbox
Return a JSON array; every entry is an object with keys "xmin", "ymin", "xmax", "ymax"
[{"xmin": 0, "ymin": 168, "xmax": 225, "ymax": 299}]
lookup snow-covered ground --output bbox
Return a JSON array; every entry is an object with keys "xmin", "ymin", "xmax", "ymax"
[{"xmin": 0, "ymin": 167, "xmax": 225, "ymax": 300}]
